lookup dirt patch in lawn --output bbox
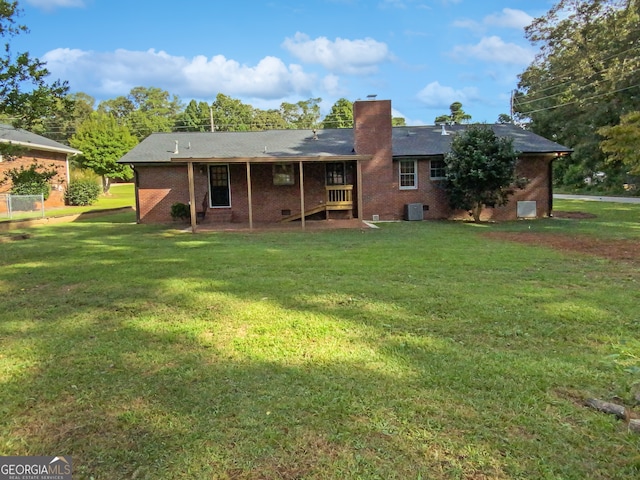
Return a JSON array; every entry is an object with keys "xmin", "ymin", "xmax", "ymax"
[
  {"xmin": 483, "ymin": 231, "xmax": 640, "ymax": 266},
  {"xmin": 552, "ymin": 211, "xmax": 598, "ymax": 219}
]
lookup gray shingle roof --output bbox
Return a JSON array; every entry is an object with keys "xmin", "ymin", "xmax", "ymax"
[
  {"xmin": 119, "ymin": 123, "xmax": 572, "ymax": 164},
  {"xmin": 0, "ymin": 124, "xmax": 81, "ymax": 155},
  {"xmin": 120, "ymin": 129, "xmax": 355, "ymax": 164},
  {"xmin": 392, "ymin": 124, "xmax": 573, "ymax": 157}
]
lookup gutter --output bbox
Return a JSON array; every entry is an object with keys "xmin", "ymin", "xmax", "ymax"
[{"xmin": 0, "ymin": 139, "xmax": 81, "ymax": 155}]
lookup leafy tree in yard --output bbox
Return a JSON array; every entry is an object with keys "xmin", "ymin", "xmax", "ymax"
[
  {"xmin": 598, "ymin": 111, "xmax": 640, "ymax": 176},
  {"xmin": 515, "ymin": 0, "xmax": 640, "ymax": 191},
  {"xmin": 175, "ymin": 99, "xmax": 211, "ymax": 132},
  {"xmin": 0, "ymin": 0, "xmax": 70, "ymax": 129},
  {"xmin": 210, "ymin": 93, "xmax": 254, "ymax": 131},
  {"xmin": 444, "ymin": 125, "xmax": 527, "ymax": 222},
  {"xmin": 280, "ymin": 98, "xmax": 321, "ymax": 129},
  {"xmin": 435, "ymin": 102, "xmax": 472, "ymax": 125},
  {"xmin": 322, "ymin": 98, "xmax": 353, "ymax": 128},
  {"xmin": 98, "ymin": 86, "xmax": 182, "ymax": 140},
  {"xmin": 70, "ymin": 112, "xmax": 138, "ymax": 193}
]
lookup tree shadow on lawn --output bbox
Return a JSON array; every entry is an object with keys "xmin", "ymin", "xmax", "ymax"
[{"xmin": 1, "ymin": 222, "xmax": 638, "ymax": 479}]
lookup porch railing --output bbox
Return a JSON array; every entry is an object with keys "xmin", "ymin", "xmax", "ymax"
[{"xmin": 325, "ymin": 185, "xmax": 353, "ymax": 210}]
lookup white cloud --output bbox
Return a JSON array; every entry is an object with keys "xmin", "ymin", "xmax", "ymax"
[
  {"xmin": 416, "ymin": 81, "xmax": 479, "ymax": 109},
  {"xmin": 454, "ymin": 8, "xmax": 533, "ymax": 32},
  {"xmin": 485, "ymin": 8, "xmax": 534, "ymax": 29},
  {"xmin": 448, "ymin": 36, "xmax": 535, "ymax": 65},
  {"xmin": 24, "ymin": 0, "xmax": 85, "ymax": 9},
  {"xmin": 282, "ymin": 32, "xmax": 391, "ymax": 75},
  {"xmin": 42, "ymin": 48, "xmax": 318, "ymax": 100}
]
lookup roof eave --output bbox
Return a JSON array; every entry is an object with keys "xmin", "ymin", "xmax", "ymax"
[{"xmin": 0, "ymin": 138, "xmax": 81, "ymax": 155}]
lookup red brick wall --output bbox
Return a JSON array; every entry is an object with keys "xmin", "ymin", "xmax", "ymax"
[
  {"xmin": 353, "ymin": 100, "xmax": 395, "ymax": 220},
  {"xmin": 385, "ymin": 155, "xmax": 553, "ymax": 221},
  {"xmin": 0, "ymin": 150, "xmax": 68, "ymax": 208},
  {"xmin": 136, "ymin": 162, "xmax": 330, "ymax": 224},
  {"xmin": 445, "ymin": 155, "xmax": 553, "ymax": 221}
]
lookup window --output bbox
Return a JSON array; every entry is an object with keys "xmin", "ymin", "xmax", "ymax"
[
  {"xmin": 326, "ymin": 162, "xmax": 354, "ymax": 186},
  {"xmin": 273, "ymin": 163, "xmax": 295, "ymax": 185},
  {"xmin": 430, "ymin": 159, "xmax": 446, "ymax": 180},
  {"xmin": 399, "ymin": 159, "xmax": 417, "ymax": 189}
]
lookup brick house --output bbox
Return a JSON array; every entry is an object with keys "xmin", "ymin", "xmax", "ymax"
[
  {"xmin": 0, "ymin": 124, "xmax": 81, "ymax": 208},
  {"xmin": 119, "ymin": 99, "xmax": 572, "ymax": 230}
]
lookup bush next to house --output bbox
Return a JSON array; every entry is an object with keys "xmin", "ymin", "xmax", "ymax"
[
  {"xmin": 65, "ymin": 179, "xmax": 102, "ymax": 206},
  {"xmin": 170, "ymin": 202, "xmax": 190, "ymax": 221}
]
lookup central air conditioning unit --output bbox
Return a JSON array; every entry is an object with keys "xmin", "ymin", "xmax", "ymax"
[{"xmin": 404, "ymin": 203, "xmax": 423, "ymax": 221}]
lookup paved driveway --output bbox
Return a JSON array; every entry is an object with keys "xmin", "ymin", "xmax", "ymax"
[{"xmin": 554, "ymin": 194, "xmax": 640, "ymax": 204}]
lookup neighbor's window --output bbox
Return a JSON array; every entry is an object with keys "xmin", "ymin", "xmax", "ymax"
[
  {"xmin": 399, "ymin": 159, "xmax": 418, "ymax": 189},
  {"xmin": 273, "ymin": 163, "xmax": 295, "ymax": 185},
  {"xmin": 430, "ymin": 159, "xmax": 446, "ymax": 180}
]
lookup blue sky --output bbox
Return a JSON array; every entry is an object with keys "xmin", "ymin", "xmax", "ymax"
[{"xmin": 14, "ymin": 0, "xmax": 555, "ymax": 126}]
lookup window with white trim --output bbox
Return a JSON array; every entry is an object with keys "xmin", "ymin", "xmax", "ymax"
[
  {"xmin": 399, "ymin": 159, "xmax": 418, "ymax": 189},
  {"xmin": 430, "ymin": 159, "xmax": 446, "ymax": 180}
]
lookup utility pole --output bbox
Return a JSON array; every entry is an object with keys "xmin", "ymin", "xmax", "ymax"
[{"xmin": 209, "ymin": 106, "xmax": 214, "ymax": 132}]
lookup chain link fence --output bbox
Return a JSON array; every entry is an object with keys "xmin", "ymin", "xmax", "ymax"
[{"xmin": 0, "ymin": 193, "xmax": 46, "ymax": 220}]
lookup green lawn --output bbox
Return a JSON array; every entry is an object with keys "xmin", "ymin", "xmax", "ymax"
[
  {"xmin": 0, "ymin": 201, "xmax": 639, "ymax": 479},
  {"xmin": 0, "ymin": 183, "xmax": 135, "ymax": 222}
]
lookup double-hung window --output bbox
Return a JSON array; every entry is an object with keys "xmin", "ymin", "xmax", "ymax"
[
  {"xmin": 430, "ymin": 159, "xmax": 446, "ymax": 180},
  {"xmin": 399, "ymin": 159, "xmax": 418, "ymax": 190}
]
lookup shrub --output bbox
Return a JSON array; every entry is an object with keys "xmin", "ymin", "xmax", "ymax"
[
  {"xmin": 65, "ymin": 179, "xmax": 101, "ymax": 206},
  {"xmin": 3, "ymin": 162, "xmax": 58, "ymax": 200},
  {"xmin": 170, "ymin": 202, "xmax": 190, "ymax": 221}
]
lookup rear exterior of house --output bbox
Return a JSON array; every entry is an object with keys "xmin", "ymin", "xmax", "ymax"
[
  {"xmin": 120, "ymin": 99, "xmax": 572, "ymax": 228},
  {"xmin": 0, "ymin": 124, "xmax": 80, "ymax": 209}
]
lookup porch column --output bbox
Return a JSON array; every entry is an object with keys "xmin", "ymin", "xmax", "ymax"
[
  {"xmin": 299, "ymin": 160, "xmax": 305, "ymax": 230},
  {"xmin": 246, "ymin": 162, "xmax": 254, "ymax": 230},
  {"xmin": 187, "ymin": 161, "xmax": 197, "ymax": 233},
  {"xmin": 356, "ymin": 159, "xmax": 364, "ymax": 221}
]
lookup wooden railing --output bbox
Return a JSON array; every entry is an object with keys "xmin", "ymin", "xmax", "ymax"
[{"xmin": 325, "ymin": 185, "xmax": 353, "ymax": 210}]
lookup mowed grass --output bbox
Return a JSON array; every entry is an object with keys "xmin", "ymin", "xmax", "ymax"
[
  {"xmin": 0, "ymin": 202, "xmax": 639, "ymax": 479},
  {"xmin": 0, "ymin": 183, "xmax": 135, "ymax": 222}
]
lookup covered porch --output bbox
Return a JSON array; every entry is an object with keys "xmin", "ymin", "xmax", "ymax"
[{"xmin": 173, "ymin": 155, "xmax": 371, "ymax": 233}]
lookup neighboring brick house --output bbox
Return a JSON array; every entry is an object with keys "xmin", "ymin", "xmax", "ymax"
[
  {"xmin": 0, "ymin": 124, "xmax": 81, "ymax": 208},
  {"xmin": 118, "ymin": 99, "xmax": 572, "ymax": 230}
]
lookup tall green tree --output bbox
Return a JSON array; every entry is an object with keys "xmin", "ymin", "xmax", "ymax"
[
  {"xmin": 176, "ymin": 100, "xmax": 211, "ymax": 132},
  {"xmin": 435, "ymin": 102, "xmax": 472, "ymax": 125},
  {"xmin": 322, "ymin": 98, "xmax": 353, "ymax": 128},
  {"xmin": 444, "ymin": 125, "xmax": 526, "ymax": 222},
  {"xmin": 98, "ymin": 86, "xmax": 182, "ymax": 140},
  {"xmin": 0, "ymin": 0, "xmax": 70, "ymax": 129},
  {"xmin": 598, "ymin": 110, "xmax": 640, "ymax": 176},
  {"xmin": 515, "ymin": 0, "xmax": 640, "ymax": 190},
  {"xmin": 280, "ymin": 98, "xmax": 321, "ymax": 129},
  {"xmin": 252, "ymin": 108, "xmax": 287, "ymax": 130},
  {"xmin": 34, "ymin": 92, "xmax": 95, "ymax": 144},
  {"xmin": 210, "ymin": 93, "xmax": 254, "ymax": 131},
  {"xmin": 70, "ymin": 112, "xmax": 138, "ymax": 193}
]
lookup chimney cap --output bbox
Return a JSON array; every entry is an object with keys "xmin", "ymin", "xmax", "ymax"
[{"xmin": 366, "ymin": 94, "xmax": 377, "ymax": 100}]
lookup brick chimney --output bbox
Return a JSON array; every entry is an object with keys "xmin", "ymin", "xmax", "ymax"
[{"xmin": 353, "ymin": 99, "xmax": 394, "ymax": 220}]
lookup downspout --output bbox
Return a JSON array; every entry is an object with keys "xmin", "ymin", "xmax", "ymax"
[
  {"xmin": 548, "ymin": 156, "xmax": 555, "ymax": 217},
  {"xmin": 133, "ymin": 167, "xmax": 141, "ymax": 223}
]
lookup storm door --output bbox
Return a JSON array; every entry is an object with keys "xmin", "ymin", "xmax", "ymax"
[{"xmin": 209, "ymin": 165, "xmax": 231, "ymax": 207}]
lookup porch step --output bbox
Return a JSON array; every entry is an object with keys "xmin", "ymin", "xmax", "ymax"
[{"xmin": 199, "ymin": 209, "xmax": 232, "ymax": 224}]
